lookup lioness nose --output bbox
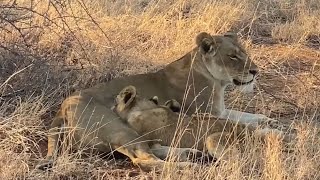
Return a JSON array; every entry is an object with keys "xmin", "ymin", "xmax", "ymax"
[{"xmin": 249, "ymin": 69, "xmax": 258, "ymax": 76}]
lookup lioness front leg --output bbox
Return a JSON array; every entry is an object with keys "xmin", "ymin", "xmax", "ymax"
[
  {"xmin": 211, "ymin": 82, "xmax": 280, "ymax": 128},
  {"xmin": 220, "ymin": 109, "xmax": 275, "ymax": 126},
  {"xmin": 221, "ymin": 109, "xmax": 295, "ymax": 138}
]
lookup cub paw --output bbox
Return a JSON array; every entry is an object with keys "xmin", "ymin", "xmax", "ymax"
[
  {"xmin": 256, "ymin": 116, "xmax": 288, "ymax": 131},
  {"xmin": 265, "ymin": 119, "xmax": 297, "ymax": 135},
  {"xmin": 36, "ymin": 159, "xmax": 53, "ymax": 171},
  {"xmin": 183, "ymin": 149, "xmax": 217, "ymax": 164}
]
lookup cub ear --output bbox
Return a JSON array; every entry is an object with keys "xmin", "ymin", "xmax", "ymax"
[
  {"xmin": 116, "ymin": 85, "xmax": 137, "ymax": 111},
  {"xmin": 149, "ymin": 96, "xmax": 159, "ymax": 105},
  {"xmin": 164, "ymin": 99, "xmax": 181, "ymax": 113},
  {"xmin": 224, "ymin": 31, "xmax": 238, "ymax": 41},
  {"xmin": 196, "ymin": 32, "xmax": 221, "ymax": 55}
]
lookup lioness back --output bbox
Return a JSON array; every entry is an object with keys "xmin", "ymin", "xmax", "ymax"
[{"xmin": 71, "ymin": 32, "xmax": 258, "ymax": 116}]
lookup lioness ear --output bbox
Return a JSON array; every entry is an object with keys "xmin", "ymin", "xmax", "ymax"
[
  {"xmin": 196, "ymin": 32, "xmax": 220, "ymax": 55},
  {"xmin": 164, "ymin": 99, "xmax": 181, "ymax": 113},
  {"xmin": 224, "ymin": 31, "xmax": 238, "ymax": 41},
  {"xmin": 118, "ymin": 85, "xmax": 137, "ymax": 108}
]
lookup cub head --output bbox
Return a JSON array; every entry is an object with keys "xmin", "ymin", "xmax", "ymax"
[
  {"xmin": 147, "ymin": 97, "xmax": 181, "ymax": 113},
  {"xmin": 164, "ymin": 99, "xmax": 181, "ymax": 113},
  {"xmin": 113, "ymin": 86, "xmax": 182, "ymax": 133},
  {"xmin": 113, "ymin": 86, "xmax": 182, "ymax": 117},
  {"xmin": 196, "ymin": 32, "xmax": 258, "ymax": 91},
  {"xmin": 113, "ymin": 85, "xmax": 159, "ymax": 120}
]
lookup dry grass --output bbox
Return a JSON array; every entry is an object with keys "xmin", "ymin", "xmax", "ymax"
[{"xmin": 0, "ymin": 0, "xmax": 319, "ymax": 179}]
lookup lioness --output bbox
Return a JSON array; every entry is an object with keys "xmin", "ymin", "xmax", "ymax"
[
  {"xmin": 114, "ymin": 86, "xmax": 294, "ymax": 161},
  {"xmin": 39, "ymin": 32, "xmax": 280, "ymax": 169}
]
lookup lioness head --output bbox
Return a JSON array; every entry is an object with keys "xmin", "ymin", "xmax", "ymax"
[{"xmin": 196, "ymin": 32, "xmax": 258, "ymax": 91}]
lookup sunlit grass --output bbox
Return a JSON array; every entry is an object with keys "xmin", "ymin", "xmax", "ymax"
[{"xmin": 0, "ymin": 0, "xmax": 319, "ymax": 179}]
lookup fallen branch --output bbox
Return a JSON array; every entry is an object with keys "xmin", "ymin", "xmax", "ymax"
[{"xmin": 0, "ymin": 64, "xmax": 33, "ymax": 90}]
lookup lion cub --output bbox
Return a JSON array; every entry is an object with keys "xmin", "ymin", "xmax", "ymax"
[
  {"xmin": 112, "ymin": 85, "xmax": 210, "ymax": 162},
  {"xmin": 114, "ymin": 86, "xmax": 294, "ymax": 161}
]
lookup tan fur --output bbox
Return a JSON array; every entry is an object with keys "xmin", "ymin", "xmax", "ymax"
[
  {"xmin": 114, "ymin": 86, "xmax": 292, "ymax": 159},
  {"xmin": 38, "ymin": 32, "xmax": 280, "ymax": 170},
  {"xmin": 114, "ymin": 87, "xmax": 295, "ymax": 161}
]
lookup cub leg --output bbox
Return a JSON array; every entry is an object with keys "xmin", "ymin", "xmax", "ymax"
[
  {"xmin": 150, "ymin": 144, "xmax": 209, "ymax": 162},
  {"xmin": 205, "ymin": 132, "xmax": 237, "ymax": 161},
  {"xmin": 114, "ymin": 143, "xmax": 197, "ymax": 171},
  {"xmin": 252, "ymin": 125, "xmax": 296, "ymax": 152}
]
